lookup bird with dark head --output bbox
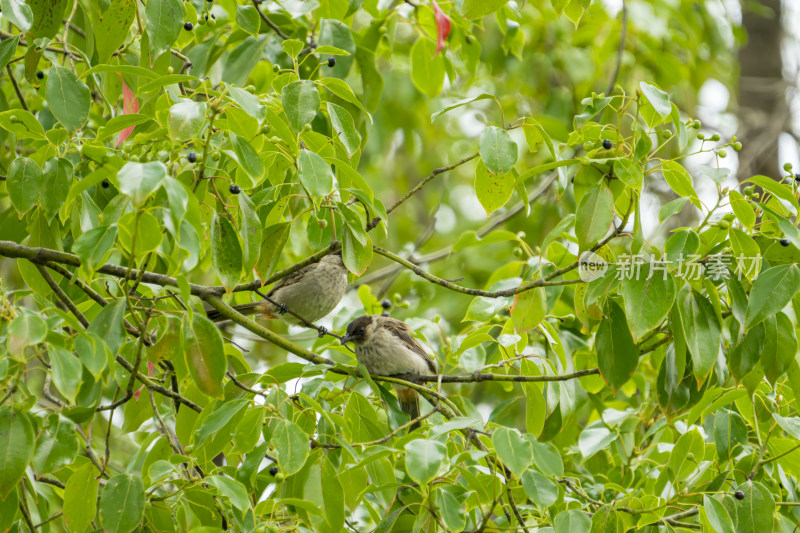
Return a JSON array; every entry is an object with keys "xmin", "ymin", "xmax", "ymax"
[
  {"xmin": 341, "ymin": 315, "xmax": 437, "ymax": 430},
  {"xmin": 207, "ymin": 250, "xmax": 348, "ymax": 325}
]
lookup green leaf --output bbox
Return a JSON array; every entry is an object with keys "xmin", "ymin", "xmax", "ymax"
[
  {"xmin": 193, "ymin": 400, "xmax": 249, "ymax": 447},
  {"xmin": 93, "ymin": 0, "xmax": 136, "ymax": 63},
  {"xmin": 144, "ymin": 0, "xmax": 183, "ymax": 57},
  {"xmin": 461, "ymin": 0, "xmax": 508, "ymax": 19},
  {"xmin": 32, "ymin": 415, "xmax": 79, "ymax": 473},
  {"xmin": 772, "ymin": 413, "xmax": 800, "ymax": 440},
  {"xmin": 7, "ymin": 312, "xmax": 47, "ymax": 356},
  {"xmin": 73, "ymin": 225, "xmax": 118, "ymax": 275},
  {"xmin": 590, "ymin": 505, "xmax": 624, "ymax": 533},
  {"xmin": 431, "ymin": 93, "xmax": 497, "ymax": 122},
  {"xmin": 64, "ymin": 462, "xmax": 99, "ymax": 533},
  {"xmin": 87, "ymin": 298, "xmax": 127, "ymax": 354},
  {"xmin": 729, "ymin": 190, "xmax": 756, "ymax": 228},
  {"xmin": 0, "ymin": 0, "xmax": 33, "ymax": 31},
  {"xmin": 49, "ymin": 345, "xmax": 83, "ymax": 403},
  {"xmin": 435, "ymin": 487, "xmax": 466, "ymax": 531},
  {"xmin": 317, "ymin": 19, "xmax": 356, "ymax": 78},
  {"xmin": 211, "ymin": 214, "xmax": 243, "ymax": 291},
  {"xmin": 238, "ymin": 193, "xmax": 262, "ymax": 275},
  {"xmin": 745, "ymin": 264, "xmax": 800, "ymax": 329},
  {"xmin": 41, "ymin": 158, "xmax": 73, "ymax": 219},
  {"xmin": 659, "ymin": 197, "xmax": 688, "ymax": 223},
  {"xmin": 0, "ymin": 407, "xmax": 35, "ymax": 499},
  {"xmin": 596, "ymin": 299, "xmax": 638, "ymax": 390},
  {"xmin": 668, "ymin": 428, "xmax": 704, "ymax": 480},
  {"xmin": 313, "ymin": 45, "xmax": 351, "ymax": 56},
  {"xmin": 521, "ymin": 470, "xmax": 559, "ymax": 507},
  {"xmin": 512, "ymin": 287, "xmax": 547, "ymax": 333},
  {"xmin": 183, "ymin": 314, "xmax": 226, "ymax": 398},
  {"xmin": 97, "ymin": 114, "xmax": 154, "ymax": 141},
  {"xmin": 327, "ymin": 102, "xmax": 361, "ymax": 156},
  {"xmin": 206, "ymin": 475, "xmax": 251, "ymax": 511},
  {"xmin": 0, "ymin": 109, "xmax": 46, "ymax": 140},
  {"xmin": 117, "ymin": 161, "xmax": 167, "ymax": 206},
  {"xmin": 342, "ymin": 227, "xmax": 372, "ymax": 275},
  {"xmin": 168, "ymin": 100, "xmax": 206, "ymax": 141},
  {"xmin": 410, "ymin": 37, "xmax": 445, "ymax": 97},
  {"xmin": 46, "ymin": 65, "xmax": 90, "ymax": 132},
  {"xmin": 530, "ymin": 439, "xmax": 563, "ymax": 476},
  {"xmin": 744, "ymin": 175, "xmax": 800, "ymax": 214},
  {"xmin": 639, "ymin": 82, "xmax": 671, "ymax": 116},
  {"xmin": 732, "ymin": 481, "xmax": 775, "ymax": 533},
  {"xmin": 660, "ymin": 160, "xmax": 699, "ymax": 207},
  {"xmin": 230, "ymin": 132, "xmax": 264, "ymax": 182},
  {"xmin": 320, "ymin": 77, "xmax": 371, "ymax": 123},
  {"xmin": 298, "ymin": 149, "xmax": 334, "ymax": 198},
  {"xmin": 679, "ymin": 288, "xmax": 721, "ymax": 380},
  {"xmin": 404, "ymin": 439, "xmax": 447, "ymax": 485},
  {"xmin": 554, "ymin": 510, "xmax": 591, "ymax": 533},
  {"xmin": 576, "ymin": 183, "xmax": 614, "ymax": 250},
  {"xmin": 256, "ymin": 223, "xmax": 291, "ymax": 283},
  {"xmin": 703, "ymin": 495, "xmax": 734, "ymax": 533},
  {"xmin": 762, "ymin": 312, "xmax": 797, "ymax": 383},
  {"xmin": 282, "ymin": 80, "xmax": 320, "ymax": 132},
  {"xmin": 75, "ymin": 332, "xmax": 112, "ymax": 380},
  {"xmin": 99, "ymin": 474, "xmax": 145, "ymax": 532},
  {"xmin": 272, "ymin": 419, "xmax": 311, "ymax": 475},
  {"xmin": 281, "ymin": 39, "xmax": 304, "ymax": 59},
  {"xmin": 664, "ymin": 228, "xmax": 700, "ymax": 264},
  {"xmin": 614, "ymin": 158, "xmax": 643, "ymax": 189},
  {"xmin": 475, "ymin": 159, "xmax": 515, "ymax": 213},
  {"xmin": 711, "ymin": 409, "xmax": 747, "ymax": 462},
  {"xmin": 621, "ymin": 271, "xmax": 676, "ymax": 341},
  {"xmin": 0, "ymin": 35, "xmax": 20, "ymax": 71},
  {"xmin": 479, "ymin": 126, "xmax": 518, "ymax": 174},
  {"xmin": 491, "ymin": 427, "xmax": 532, "ymax": 477}
]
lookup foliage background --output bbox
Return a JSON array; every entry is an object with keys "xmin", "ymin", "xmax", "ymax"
[{"xmin": 1, "ymin": 0, "xmax": 800, "ymax": 531}]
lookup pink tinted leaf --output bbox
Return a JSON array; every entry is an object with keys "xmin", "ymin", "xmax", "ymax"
[
  {"xmin": 116, "ymin": 74, "xmax": 140, "ymax": 147},
  {"xmin": 433, "ymin": 0, "xmax": 451, "ymax": 55}
]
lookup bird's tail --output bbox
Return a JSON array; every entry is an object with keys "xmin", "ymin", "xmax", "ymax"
[
  {"xmin": 206, "ymin": 301, "xmax": 271, "ymax": 322},
  {"xmin": 397, "ymin": 388, "xmax": 421, "ymax": 431}
]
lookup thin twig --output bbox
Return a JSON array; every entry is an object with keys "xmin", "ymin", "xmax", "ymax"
[
  {"xmin": 607, "ymin": 0, "xmax": 628, "ymax": 94},
  {"xmin": 366, "ymin": 152, "xmax": 480, "ymax": 230},
  {"xmin": 252, "ymin": 0, "xmax": 291, "ymax": 39},
  {"xmin": 6, "ymin": 64, "xmax": 28, "ymax": 111}
]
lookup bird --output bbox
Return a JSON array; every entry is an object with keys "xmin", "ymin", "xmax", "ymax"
[
  {"xmin": 206, "ymin": 251, "xmax": 348, "ymax": 326},
  {"xmin": 340, "ymin": 315, "xmax": 437, "ymax": 430}
]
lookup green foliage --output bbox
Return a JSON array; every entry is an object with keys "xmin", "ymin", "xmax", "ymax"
[{"xmin": 0, "ymin": 0, "xmax": 796, "ymax": 531}]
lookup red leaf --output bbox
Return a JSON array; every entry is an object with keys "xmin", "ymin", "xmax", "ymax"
[
  {"xmin": 433, "ymin": 0, "xmax": 451, "ymax": 55},
  {"xmin": 116, "ymin": 74, "xmax": 139, "ymax": 147}
]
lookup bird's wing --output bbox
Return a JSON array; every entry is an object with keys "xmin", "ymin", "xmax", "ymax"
[
  {"xmin": 267, "ymin": 262, "xmax": 318, "ymax": 296},
  {"xmin": 381, "ymin": 318, "xmax": 437, "ymax": 374}
]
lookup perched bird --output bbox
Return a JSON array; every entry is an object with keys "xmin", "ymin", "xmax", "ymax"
[
  {"xmin": 207, "ymin": 251, "xmax": 348, "ymax": 325},
  {"xmin": 341, "ymin": 315, "xmax": 437, "ymax": 430}
]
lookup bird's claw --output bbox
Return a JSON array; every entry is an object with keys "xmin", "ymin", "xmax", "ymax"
[{"xmin": 277, "ymin": 303, "xmax": 288, "ymax": 315}]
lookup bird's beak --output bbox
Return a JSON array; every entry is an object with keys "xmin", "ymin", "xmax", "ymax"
[{"xmin": 340, "ymin": 334, "xmax": 353, "ymax": 345}]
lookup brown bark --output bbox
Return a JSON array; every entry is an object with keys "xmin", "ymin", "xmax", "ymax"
[{"xmin": 737, "ymin": 0, "xmax": 786, "ymax": 180}]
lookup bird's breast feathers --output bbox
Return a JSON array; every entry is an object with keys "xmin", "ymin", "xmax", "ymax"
[{"xmin": 355, "ymin": 328, "xmax": 435, "ymax": 376}]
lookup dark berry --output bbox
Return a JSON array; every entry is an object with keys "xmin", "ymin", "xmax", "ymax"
[
  {"xmin": 602, "ymin": 139, "xmax": 612, "ymax": 150},
  {"xmin": 735, "ymin": 490, "xmax": 745, "ymax": 500},
  {"xmin": 211, "ymin": 13, "xmax": 215, "ymax": 18},
  {"xmin": 184, "ymin": 22, "xmax": 193, "ymax": 31},
  {"xmin": 795, "ymin": 174, "xmax": 800, "ymax": 183},
  {"xmin": 36, "ymin": 71, "xmax": 44, "ymax": 80},
  {"xmin": 187, "ymin": 151, "xmax": 197, "ymax": 163},
  {"xmin": 229, "ymin": 184, "xmax": 241, "ymax": 195},
  {"xmin": 327, "ymin": 57, "xmax": 336, "ymax": 68},
  {"xmin": 204, "ymin": 14, "xmax": 208, "ymax": 20},
  {"xmin": 101, "ymin": 179, "xmax": 110, "ymax": 188},
  {"xmin": 781, "ymin": 238, "xmax": 790, "ymax": 247},
  {"xmin": 269, "ymin": 466, "xmax": 278, "ymax": 476},
  {"xmin": 381, "ymin": 299, "xmax": 391, "ymax": 310}
]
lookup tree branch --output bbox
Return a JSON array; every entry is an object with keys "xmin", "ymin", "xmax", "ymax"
[
  {"xmin": 366, "ymin": 152, "xmax": 480, "ymax": 230},
  {"xmin": 252, "ymin": 0, "xmax": 291, "ymax": 40}
]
